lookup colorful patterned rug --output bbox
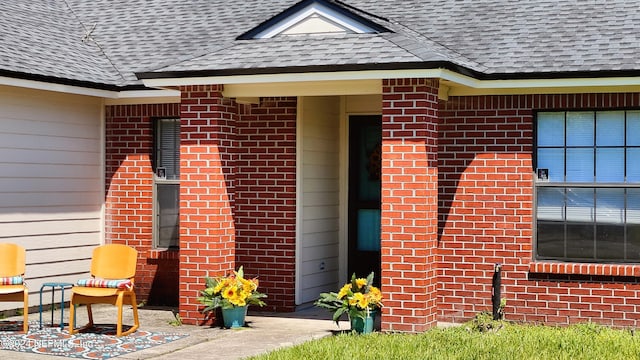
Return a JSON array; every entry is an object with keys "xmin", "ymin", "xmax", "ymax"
[{"xmin": 0, "ymin": 321, "xmax": 188, "ymax": 359}]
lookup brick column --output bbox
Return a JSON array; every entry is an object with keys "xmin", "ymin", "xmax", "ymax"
[
  {"xmin": 179, "ymin": 85, "xmax": 237, "ymax": 324},
  {"xmin": 381, "ymin": 78, "xmax": 439, "ymax": 332}
]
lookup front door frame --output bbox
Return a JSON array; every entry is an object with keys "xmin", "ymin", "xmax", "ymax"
[
  {"xmin": 346, "ymin": 115, "xmax": 382, "ymax": 283},
  {"xmin": 339, "ymin": 101, "xmax": 383, "ymax": 285}
]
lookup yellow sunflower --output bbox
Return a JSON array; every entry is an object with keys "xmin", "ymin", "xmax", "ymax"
[
  {"xmin": 223, "ymin": 286, "xmax": 237, "ymax": 299},
  {"xmin": 368, "ymin": 286, "xmax": 382, "ymax": 304},
  {"xmin": 229, "ymin": 294, "xmax": 246, "ymax": 306},
  {"xmin": 337, "ymin": 284, "xmax": 352, "ymax": 299},
  {"xmin": 350, "ymin": 292, "xmax": 368, "ymax": 309},
  {"xmin": 213, "ymin": 279, "xmax": 227, "ymax": 294},
  {"xmin": 240, "ymin": 277, "xmax": 257, "ymax": 292}
]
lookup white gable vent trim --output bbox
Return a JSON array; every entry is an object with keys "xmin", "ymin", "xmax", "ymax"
[{"xmin": 253, "ymin": 2, "xmax": 380, "ymax": 38}]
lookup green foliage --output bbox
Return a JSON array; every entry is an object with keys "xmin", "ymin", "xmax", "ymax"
[
  {"xmin": 467, "ymin": 312, "xmax": 504, "ymax": 333},
  {"xmin": 248, "ymin": 319, "xmax": 640, "ymax": 360}
]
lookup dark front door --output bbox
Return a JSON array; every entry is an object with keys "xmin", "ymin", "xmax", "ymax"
[{"xmin": 348, "ymin": 115, "xmax": 382, "ymax": 284}]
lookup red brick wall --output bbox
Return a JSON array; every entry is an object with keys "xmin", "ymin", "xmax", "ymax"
[
  {"xmin": 178, "ymin": 85, "xmax": 238, "ymax": 324},
  {"xmin": 107, "ymin": 93, "xmax": 298, "ymax": 324},
  {"xmin": 235, "ymin": 98, "xmax": 297, "ymax": 312},
  {"xmin": 381, "ymin": 79, "xmax": 440, "ymax": 332},
  {"xmin": 106, "ymin": 87, "xmax": 640, "ymax": 330},
  {"xmin": 438, "ymin": 93, "xmax": 640, "ymax": 327},
  {"xmin": 105, "ymin": 103, "xmax": 180, "ymax": 306}
]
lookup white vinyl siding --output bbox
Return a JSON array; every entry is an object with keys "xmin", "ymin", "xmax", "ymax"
[
  {"xmin": 298, "ymin": 96, "xmax": 340, "ymax": 304},
  {"xmin": 0, "ymin": 86, "xmax": 103, "ymax": 310}
]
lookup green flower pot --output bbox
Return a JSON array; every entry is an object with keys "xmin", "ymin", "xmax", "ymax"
[
  {"xmin": 221, "ymin": 305, "xmax": 247, "ymax": 328},
  {"xmin": 350, "ymin": 311, "xmax": 376, "ymax": 334}
]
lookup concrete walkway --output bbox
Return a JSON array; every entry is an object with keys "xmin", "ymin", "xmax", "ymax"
[{"xmin": 0, "ymin": 305, "xmax": 340, "ymax": 360}]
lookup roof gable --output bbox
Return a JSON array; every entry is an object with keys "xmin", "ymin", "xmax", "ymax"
[{"xmin": 238, "ymin": 0, "xmax": 388, "ymax": 39}]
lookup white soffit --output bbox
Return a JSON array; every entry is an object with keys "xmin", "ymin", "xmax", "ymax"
[
  {"xmin": 223, "ymin": 79, "xmax": 381, "ymax": 97},
  {"xmin": 253, "ymin": 2, "xmax": 380, "ymax": 38}
]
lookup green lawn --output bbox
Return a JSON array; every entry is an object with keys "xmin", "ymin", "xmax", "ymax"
[{"xmin": 249, "ymin": 315, "xmax": 640, "ymax": 360}]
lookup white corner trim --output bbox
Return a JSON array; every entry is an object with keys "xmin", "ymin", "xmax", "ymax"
[{"xmin": 294, "ymin": 95, "xmax": 304, "ymax": 305}]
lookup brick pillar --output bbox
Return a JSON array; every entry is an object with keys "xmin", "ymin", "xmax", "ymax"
[
  {"xmin": 179, "ymin": 85, "xmax": 237, "ymax": 324},
  {"xmin": 381, "ymin": 78, "xmax": 439, "ymax": 332}
]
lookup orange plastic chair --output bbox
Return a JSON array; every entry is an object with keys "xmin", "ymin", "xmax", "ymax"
[
  {"xmin": 68, "ymin": 244, "xmax": 140, "ymax": 337},
  {"xmin": 0, "ymin": 243, "xmax": 29, "ymax": 333}
]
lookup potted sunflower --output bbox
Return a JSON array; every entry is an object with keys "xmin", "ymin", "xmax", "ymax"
[
  {"xmin": 314, "ymin": 272, "xmax": 383, "ymax": 333},
  {"xmin": 197, "ymin": 266, "xmax": 266, "ymax": 328}
]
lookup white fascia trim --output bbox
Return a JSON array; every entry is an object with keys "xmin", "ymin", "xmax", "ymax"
[
  {"xmin": 105, "ymin": 89, "xmax": 182, "ymax": 105},
  {"xmin": 440, "ymin": 70, "xmax": 640, "ymax": 89},
  {"xmin": 0, "ymin": 76, "xmax": 181, "ymax": 103},
  {"xmin": 254, "ymin": 3, "xmax": 374, "ymax": 38},
  {"xmin": 141, "ymin": 68, "xmax": 640, "ymax": 91},
  {"xmin": 113, "ymin": 89, "xmax": 181, "ymax": 98},
  {"xmin": 142, "ymin": 69, "xmax": 445, "ymax": 87},
  {"xmin": 0, "ymin": 76, "xmax": 117, "ymax": 98}
]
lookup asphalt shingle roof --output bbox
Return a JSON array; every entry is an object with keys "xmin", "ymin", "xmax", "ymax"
[
  {"xmin": 150, "ymin": 34, "xmax": 433, "ymax": 73},
  {"xmin": 0, "ymin": 1, "xmax": 122, "ymax": 87},
  {"xmin": 3, "ymin": 0, "xmax": 640, "ymax": 88},
  {"xmin": 348, "ymin": 0, "xmax": 640, "ymax": 75}
]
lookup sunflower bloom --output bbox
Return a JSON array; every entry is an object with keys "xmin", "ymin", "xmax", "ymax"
[
  {"xmin": 355, "ymin": 278, "xmax": 367, "ymax": 289},
  {"xmin": 368, "ymin": 286, "xmax": 382, "ymax": 304},
  {"xmin": 349, "ymin": 292, "xmax": 365, "ymax": 308},
  {"xmin": 337, "ymin": 284, "xmax": 352, "ymax": 299},
  {"xmin": 240, "ymin": 277, "xmax": 257, "ymax": 292},
  {"xmin": 213, "ymin": 281, "xmax": 225, "ymax": 294},
  {"xmin": 229, "ymin": 294, "xmax": 246, "ymax": 306},
  {"xmin": 223, "ymin": 286, "xmax": 237, "ymax": 299},
  {"xmin": 357, "ymin": 294, "xmax": 369, "ymax": 309}
]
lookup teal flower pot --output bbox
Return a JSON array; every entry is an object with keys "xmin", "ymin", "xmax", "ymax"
[
  {"xmin": 221, "ymin": 306, "xmax": 247, "ymax": 328},
  {"xmin": 350, "ymin": 311, "xmax": 376, "ymax": 334}
]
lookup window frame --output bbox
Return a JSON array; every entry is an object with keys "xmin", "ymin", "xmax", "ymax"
[
  {"xmin": 534, "ymin": 109, "xmax": 640, "ymax": 263},
  {"xmin": 152, "ymin": 118, "xmax": 181, "ymax": 249}
]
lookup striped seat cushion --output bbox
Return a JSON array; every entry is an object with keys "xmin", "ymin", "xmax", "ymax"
[
  {"xmin": 0, "ymin": 275, "xmax": 23, "ymax": 285},
  {"xmin": 76, "ymin": 278, "xmax": 133, "ymax": 290}
]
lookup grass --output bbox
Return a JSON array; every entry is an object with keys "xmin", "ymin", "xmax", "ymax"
[{"xmin": 249, "ymin": 314, "xmax": 640, "ymax": 360}]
